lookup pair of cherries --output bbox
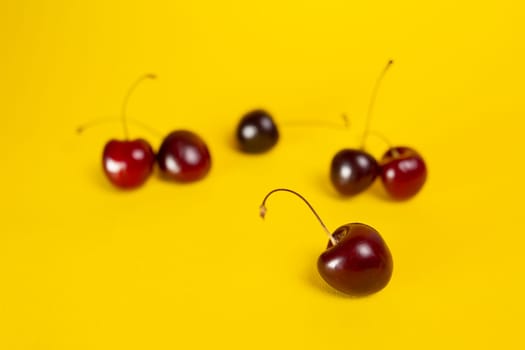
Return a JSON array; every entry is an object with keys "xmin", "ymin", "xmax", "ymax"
[
  {"xmin": 331, "ymin": 146, "xmax": 427, "ymax": 200},
  {"xmin": 331, "ymin": 61, "xmax": 427, "ymax": 200},
  {"xmin": 85, "ymin": 75, "xmax": 212, "ymax": 189},
  {"xmin": 237, "ymin": 60, "xmax": 427, "ymax": 200},
  {"xmin": 104, "ymin": 129, "xmax": 211, "ymax": 188}
]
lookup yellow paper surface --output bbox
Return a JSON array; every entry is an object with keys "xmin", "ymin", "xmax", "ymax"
[{"xmin": 1, "ymin": 1, "xmax": 524, "ymax": 348}]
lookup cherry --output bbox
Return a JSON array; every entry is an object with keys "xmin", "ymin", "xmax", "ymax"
[
  {"xmin": 351, "ymin": 60, "xmax": 427, "ymax": 200},
  {"xmin": 330, "ymin": 61, "xmax": 393, "ymax": 196},
  {"xmin": 319, "ymin": 223, "xmax": 393, "ymax": 295},
  {"xmin": 235, "ymin": 110, "xmax": 349, "ymax": 154},
  {"xmin": 79, "ymin": 74, "xmax": 157, "ymax": 189},
  {"xmin": 236, "ymin": 109, "xmax": 279, "ymax": 153},
  {"xmin": 260, "ymin": 188, "xmax": 393, "ymax": 296},
  {"xmin": 103, "ymin": 139, "xmax": 155, "ymax": 188},
  {"xmin": 157, "ymin": 130, "xmax": 211, "ymax": 182},
  {"xmin": 330, "ymin": 149, "xmax": 379, "ymax": 196},
  {"xmin": 380, "ymin": 146, "xmax": 427, "ymax": 200}
]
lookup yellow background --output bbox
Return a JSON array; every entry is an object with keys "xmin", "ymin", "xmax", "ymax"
[{"xmin": 1, "ymin": 0, "xmax": 524, "ymax": 348}]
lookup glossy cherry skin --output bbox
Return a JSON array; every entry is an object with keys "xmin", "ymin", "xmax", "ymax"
[
  {"xmin": 236, "ymin": 109, "xmax": 279, "ymax": 153},
  {"xmin": 380, "ymin": 146, "xmax": 427, "ymax": 200},
  {"xmin": 157, "ymin": 130, "xmax": 211, "ymax": 182},
  {"xmin": 330, "ymin": 149, "xmax": 379, "ymax": 196},
  {"xmin": 102, "ymin": 139, "xmax": 155, "ymax": 189},
  {"xmin": 318, "ymin": 223, "xmax": 393, "ymax": 296}
]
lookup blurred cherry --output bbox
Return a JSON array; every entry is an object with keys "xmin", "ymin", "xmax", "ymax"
[
  {"xmin": 102, "ymin": 139, "xmax": 155, "ymax": 188},
  {"xmin": 380, "ymin": 146, "xmax": 427, "ymax": 200},
  {"xmin": 236, "ymin": 109, "xmax": 279, "ymax": 153},
  {"xmin": 330, "ymin": 149, "xmax": 379, "ymax": 196},
  {"xmin": 330, "ymin": 60, "xmax": 393, "ymax": 196},
  {"xmin": 78, "ymin": 74, "xmax": 157, "ymax": 189},
  {"xmin": 157, "ymin": 130, "xmax": 211, "ymax": 182}
]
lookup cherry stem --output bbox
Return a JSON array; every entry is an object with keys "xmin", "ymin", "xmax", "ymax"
[
  {"xmin": 76, "ymin": 117, "xmax": 163, "ymax": 138},
  {"xmin": 342, "ymin": 114, "xmax": 350, "ymax": 128},
  {"xmin": 121, "ymin": 74, "xmax": 157, "ymax": 139},
  {"xmin": 366, "ymin": 130, "xmax": 393, "ymax": 149},
  {"xmin": 361, "ymin": 60, "xmax": 394, "ymax": 149},
  {"xmin": 259, "ymin": 188, "xmax": 336, "ymax": 246},
  {"xmin": 281, "ymin": 114, "xmax": 349, "ymax": 130},
  {"xmin": 360, "ymin": 130, "xmax": 401, "ymax": 158}
]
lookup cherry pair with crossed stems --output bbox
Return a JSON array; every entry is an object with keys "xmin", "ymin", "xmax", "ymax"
[{"xmin": 78, "ymin": 74, "xmax": 211, "ymax": 189}]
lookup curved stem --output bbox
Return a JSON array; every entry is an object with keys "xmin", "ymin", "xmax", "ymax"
[
  {"xmin": 121, "ymin": 74, "xmax": 157, "ymax": 139},
  {"xmin": 362, "ymin": 130, "xmax": 401, "ymax": 158},
  {"xmin": 259, "ymin": 188, "xmax": 336, "ymax": 246},
  {"xmin": 76, "ymin": 116, "xmax": 163, "ymax": 138},
  {"xmin": 367, "ymin": 130, "xmax": 393, "ymax": 149},
  {"xmin": 361, "ymin": 60, "xmax": 394, "ymax": 149}
]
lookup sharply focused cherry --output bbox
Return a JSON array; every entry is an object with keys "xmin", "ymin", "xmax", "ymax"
[
  {"xmin": 330, "ymin": 61, "xmax": 394, "ymax": 196},
  {"xmin": 79, "ymin": 74, "xmax": 157, "ymax": 189},
  {"xmin": 380, "ymin": 146, "xmax": 427, "ymax": 200},
  {"xmin": 157, "ymin": 130, "xmax": 211, "ymax": 182},
  {"xmin": 260, "ymin": 188, "xmax": 393, "ymax": 296},
  {"xmin": 319, "ymin": 223, "xmax": 393, "ymax": 295},
  {"xmin": 236, "ymin": 109, "xmax": 279, "ymax": 153}
]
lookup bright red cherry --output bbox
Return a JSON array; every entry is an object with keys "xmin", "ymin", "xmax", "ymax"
[
  {"xmin": 78, "ymin": 74, "xmax": 157, "ymax": 189},
  {"xmin": 380, "ymin": 146, "xmax": 427, "ymax": 200},
  {"xmin": 330, "ymin": 149, "xmax": 379, "ymax": 196},
  {"xmin": 102, "ymin": 139, "xmax": 155, "ymax": 188},
  {"xmin": 260, "ymin": 188, "xmax": 393, "ymax": 296},
  {"xmin": 157, "ymin": 130, "xmax": 211, "ymax": 182}
]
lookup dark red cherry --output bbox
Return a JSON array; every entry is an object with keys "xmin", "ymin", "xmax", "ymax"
[
  {"xmin": 157, "ymin": 130, "xmax": 211, "ymax": 182},
  {"xmin": 102, "ymin": 139, "xmax": 155, "ymax": 189},
  {"xmin": 236, "ymin": 109, "xmax": 279, "ymax": 153},
  {"xmin": 330, "ymin": 149, "xmax": 379, "ymax": 196},
  {"xmin": 380, "ymin": 146, "xmax": 427, "ymax": 200},
  {"xmin": 318, "ymin": 223, "xmax": 393, "ymax": 296},
  {"xmin": 260, "ymin": 188, "xmax": 393, "ymax": 296}
]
